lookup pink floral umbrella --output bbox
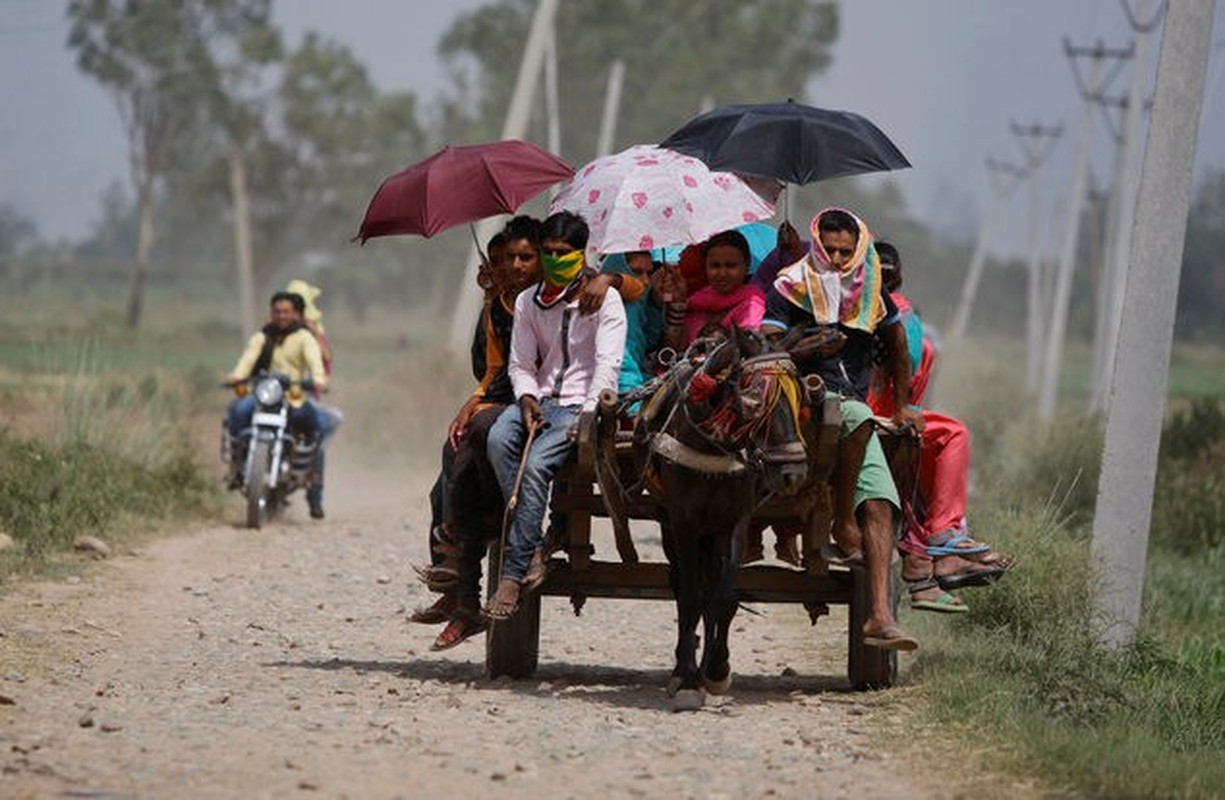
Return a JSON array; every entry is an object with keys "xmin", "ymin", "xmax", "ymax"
[{"xmin": 549, "ymin": 145, "xmax": 775, "ymax": 255}]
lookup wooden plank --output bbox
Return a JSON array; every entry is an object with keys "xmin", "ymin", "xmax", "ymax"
[{"xmin": 538, "ymin": 560, "xmax": 853, "ymax": 604}]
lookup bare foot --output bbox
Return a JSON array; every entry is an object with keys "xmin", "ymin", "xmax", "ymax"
[
  {"xmin": 901, "ymin": 552, "xmax": 933, "ymax": 583},
  {"xmin": 484, "ymin": 578, "xmax": 521, "ymax": 620},
  {"xmin": 832, "ymin": 518, "xmax": 862, "ymax": 556}
]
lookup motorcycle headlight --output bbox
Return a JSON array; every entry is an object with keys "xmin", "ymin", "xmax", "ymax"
[{"xmin": 254, "ymin": 377, "xmax": 284, "ymax": 406}]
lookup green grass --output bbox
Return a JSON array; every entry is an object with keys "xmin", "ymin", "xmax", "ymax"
[{"xmin": 907, "ymin": 390, "xmax": 1225, "ymax": 799}]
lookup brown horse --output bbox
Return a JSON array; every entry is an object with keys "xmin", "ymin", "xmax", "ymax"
[{"xmin": 635, "ymin": 327, "xmax": 808, "ymax": 711}]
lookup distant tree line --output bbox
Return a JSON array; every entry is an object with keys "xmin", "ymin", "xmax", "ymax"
[{"xmin": 2, "ymin": 1, "xmax": 1217, "ymax": 343}]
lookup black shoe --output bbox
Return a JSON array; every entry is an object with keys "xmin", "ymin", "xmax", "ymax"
[
  {"xmin": 309, "ymin": 504, "xmax": 325, "ymax": 520},
  {"xmin": 227, "ymin": 473, "xmax": 243, "ymax": 491}
]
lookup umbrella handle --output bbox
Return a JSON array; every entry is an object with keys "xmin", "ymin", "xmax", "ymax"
[{"xmin": 470, "ymin": 222, "xmax": 489, "ymax": 268}]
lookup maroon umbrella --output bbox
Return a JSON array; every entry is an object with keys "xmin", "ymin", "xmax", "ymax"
[{"xmin": 356, "ymin": 140, "xmax": 575, "ymax": 243}]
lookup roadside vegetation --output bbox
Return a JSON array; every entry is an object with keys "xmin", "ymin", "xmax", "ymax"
[
  {"xmin": 0, "ymin": 286, "xmax": 468, "ymax": 585},
  {"xmin": 908, "ymin": 341, "xmax": 1225, "ymax": 799}
]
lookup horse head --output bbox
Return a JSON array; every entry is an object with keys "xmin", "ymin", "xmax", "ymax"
[{"xmin": 680, "ymin": 327, "xmax": 809, "ymax": 495}]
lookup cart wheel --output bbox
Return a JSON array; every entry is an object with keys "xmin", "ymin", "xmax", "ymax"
[
  {"xmin": 484, "ymin": 541, "xmax": 541, "ymax": 679},
  {"xmin": 847, "ymin": 566, "xmax": 898, "ymax": 690}
]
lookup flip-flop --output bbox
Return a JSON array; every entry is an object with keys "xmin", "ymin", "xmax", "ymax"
[
  {"xmin": 910, "ymin": 592, "xmax": 969, "ymax": 614},
  {"xmin": 863, "ymin": 624, "xmax": 919, "ymax": 651},
  {"xmin": 906, "ymin": 577, "xmax": 969, "ymax": 614},
  {"xmin": 408, "ymin": 595, "xmax": 456, "ymax": 625},
  {"xmin": 924, "ymin": 532, "xmax": 991, "ymax": 558},
  {"xmin": 483, "ymin": 580, "xmax": 521, "ymax": 621},
  {"xmin": 934, "ymin": 563, "xmax": 1008, "ymax": 591},
  {"xmin": 820, "ymin": 543, "xmax": 865, "ymax": 569},
  {"xmin": 430, "ymin": 616, "xmax": 487, "ymax": 651}
]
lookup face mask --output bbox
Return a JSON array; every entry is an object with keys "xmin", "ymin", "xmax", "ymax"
[{"xmin": 541, "ymin": 250, "xmax": 585, "ymax": 287}]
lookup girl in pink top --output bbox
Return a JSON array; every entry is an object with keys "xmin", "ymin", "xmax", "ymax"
[{"xmin": 665, "ymin": 229, "xmax": 766, "ymax": 349}]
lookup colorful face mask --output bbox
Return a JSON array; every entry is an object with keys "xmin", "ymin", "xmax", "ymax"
[{"xmin": 541, "ymin": 250, "xmax": 585, "ymax": 287}]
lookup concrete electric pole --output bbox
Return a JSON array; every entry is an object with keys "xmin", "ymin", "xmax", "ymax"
[
  {"xmin": 1090, "ymin": 0, "xmax": 1215, "ymax": 649},
  {"xmin": 1011, "ymin": 121, "xmax": 1064, "ymax": 394},
  {"xmin": 947, "ymin": 157, "xmax": 1026, "ymax": 348},
  {"xmin": 1095, "ymin": 0, "xmax": 1161, "ymax": 412},
  {"xmin": 1038, "ymin": 39, "xmax": 1132, "ymax": 420},
  {"xmin": 449, "ymin": 0, "xmax": 560, "ymax": 354}
]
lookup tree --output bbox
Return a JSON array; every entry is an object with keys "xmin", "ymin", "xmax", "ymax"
[
  {"xmin": 246, "ymin": 33, "xmax": 428, "ymax": 290},
  {"xmin": 67, "ymin": 0, "xmax": 222, "ymax": 328},
  {"xmin": 0, "ymin": 202, "xmax": 38, "ymax": 293},
  {"xmin": 437, "ymin": 0, "xmax": 839, "ymax": 163}
]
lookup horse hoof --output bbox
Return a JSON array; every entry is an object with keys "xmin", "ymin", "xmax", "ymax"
[
  {"xmin": 671, "ymin": 688, "xmax": 705, "ymax": 712},
  {"xmin": 665, "ymin": 676, "xmax": 683, "ymax": 697},
  {"xmin": 702, "ymin": 672, "xmax": 733, "ymax": 696}
]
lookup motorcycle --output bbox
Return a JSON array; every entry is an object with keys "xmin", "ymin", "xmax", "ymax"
[{"xmin": 221, "ymin": 372, "xmax": 319, "ymax": 529}]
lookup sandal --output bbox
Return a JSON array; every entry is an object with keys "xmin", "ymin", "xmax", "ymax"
[
  {"xmin": 820, "ymin": 542, "xmax": 865, "ymax": 569},
  {"xmin": 412, "ymin": 561, "xmax": 459, "ymax": 592},
  {"xmin": 933, "ymin": 557, "xmax": 1009, "ymax": 591},
  {"xmin": 408, "ymin": 593, "xmax": 456, "ymax": 625},
  {"xmin": 430, "ymin": 614, "xmax": 487, "ymax": 651},
  {"xmin": 483, "ymin": 578, "xmax": 521, "ymax": 621},
  {"xmin": 907, "ymin": 578, "xmax": 968, "ymax": 614},
  {"xmin": 863, "ymin": 623, "xmax": 919, "ymax": 651},
  {"xmin": 520, "ymin": 548, "xmax": 549, "ymax": 595},
  {"xmin": 925, "ymin": 530, "xmax": 991, "ymax": 558}
]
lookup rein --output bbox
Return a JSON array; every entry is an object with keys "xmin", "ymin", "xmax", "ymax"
[
  {"xmin": 684, "ymin": 353, "xmax": 802, "ymax": 456},
  {"xmin": 641, "ymin": 340, "xmax": 805, "ymax": 480}
]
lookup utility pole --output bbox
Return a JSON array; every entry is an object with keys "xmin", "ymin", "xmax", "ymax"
[
  {"xmin": 947, "ymin": 157, "xmax": 1026, "ymax": 347},
  {"xmin": 449, "ymin": 0, "xmax": 560, "ymax": 354},
  {"xmin": 595, "ymin": 60, "xmax": 626, "ymax": 158},
  {"xmin": 1097, "ymin": 0, "xmax": 1161, "ymax": 411},
  {"xmin": 1089, "ymin": 88, "xmax": 1133, "ymax": 412},
  {"xmin": 1011, "ymin": 121, "xmax": 1064, "ymax": 394},
  {"xmin": 544, "ymin": 28, "xmax": 561, "ymax": 159},
  {"xmin": 1039, "ymin": 39, "xmax": 1132, "ymax": 420},
  {"xmin": 1091, "ymin": 0, "xmax": 1214, "ymax": 649}
]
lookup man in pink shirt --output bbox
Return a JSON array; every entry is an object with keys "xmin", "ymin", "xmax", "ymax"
[{"xmin": 485, "ymin": 211, "xmax": 628, "ymax": 619}]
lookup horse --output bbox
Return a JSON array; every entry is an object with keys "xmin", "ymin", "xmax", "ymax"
[{"xmin": 634, "ymin": 326, "xmax": 809, "ymax": 711}]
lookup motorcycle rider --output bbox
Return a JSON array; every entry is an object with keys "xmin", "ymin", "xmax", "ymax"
[{"xmin": 225, "ymin": 291, "xmax": 328, "ymax": 518}]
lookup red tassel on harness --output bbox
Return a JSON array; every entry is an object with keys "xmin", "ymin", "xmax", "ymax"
[{"xmin": 688, "ymin": 372, "xmax": 718, "ymax": 402}]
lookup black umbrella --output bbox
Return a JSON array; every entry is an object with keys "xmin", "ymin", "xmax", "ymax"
[{"xmin": 659, "ymin": 101, "xmax": 910, "ymax": 185}]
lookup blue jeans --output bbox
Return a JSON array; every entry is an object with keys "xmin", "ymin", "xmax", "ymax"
[
  {"xmin": 487, "ymin": 399, "xmax": 580, "ymax": 582},
  {"xmin": 227, "ymin": 396, "xmax": 320, "ymax": 441},
  {"xmin": 307, "ymin": 405, "xmax": 342, "ymax": 507},
  {"xmin": 227, "ymin": 396, "xmax": 321, "ymax": 498}
]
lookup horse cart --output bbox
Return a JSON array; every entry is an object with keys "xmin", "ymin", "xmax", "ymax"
[{"xmin": 484, "ymin": 369, "xmax": 917, "ymax": 692}]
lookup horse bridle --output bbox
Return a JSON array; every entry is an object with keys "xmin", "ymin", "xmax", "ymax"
[{"xmin": 681, "ymin": 346, "xmax": 804, "ymax": 464}]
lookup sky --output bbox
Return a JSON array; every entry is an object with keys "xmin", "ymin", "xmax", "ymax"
[{"xmin": 1, "ymin": 0, "xmax": 1222, "ymax": 260}]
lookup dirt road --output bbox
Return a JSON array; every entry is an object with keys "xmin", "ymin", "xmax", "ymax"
[{"xmin": 1, "ymin": 456, "xmax": 1010, "ymax": 799}]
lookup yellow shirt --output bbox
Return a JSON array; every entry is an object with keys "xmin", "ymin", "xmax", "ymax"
[{"xmin": 227, "ymin": 328, "xmax": 327, "ymax": 406}]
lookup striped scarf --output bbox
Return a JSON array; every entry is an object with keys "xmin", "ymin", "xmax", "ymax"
[{"xmin": 772, "ymin": 208, "xmax": 886, "ymax": 333}]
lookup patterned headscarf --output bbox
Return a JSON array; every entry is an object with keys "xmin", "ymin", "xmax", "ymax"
[{"xmin": 771, "ymin": 208, "xmax": 886, "ymax": 333}]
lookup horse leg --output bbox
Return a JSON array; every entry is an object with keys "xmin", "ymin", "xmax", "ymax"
[
  {"xmin": 701, "ymin": 509, "xmax": 749, "ymax": 695},
  {"xmin": 668, "ymin": 520, "xmax": 705, "ymax": 711},
  {"xmin": 661, "ymin": 519, "xmax": 689, "ymax": 696}
]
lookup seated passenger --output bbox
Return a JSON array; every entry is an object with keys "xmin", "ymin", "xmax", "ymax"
[
  {"xmin": 662, "ymin": 229, "xmax": 766, "ymax": 352},
  {"xmin": 600, "ymin": 251, "xmax": 663, "ymax": 402},
  {"xmin": 418, "ymin": 219, "xmax": 546, "ymax": 649},
  {"xmin": 867, "ymin": 242, "xmax": 1011, "ymax": 612},
  {"xmin": 411, "ymin": 230, "xmax": 510, "ymax": 628},
  {"xmin": 761, "ymin": 208, "xmax": 921, "ymax": 651},
  {"xmin": 484, "ymin": 211, "xmax": 627, "ymax": 620}
]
